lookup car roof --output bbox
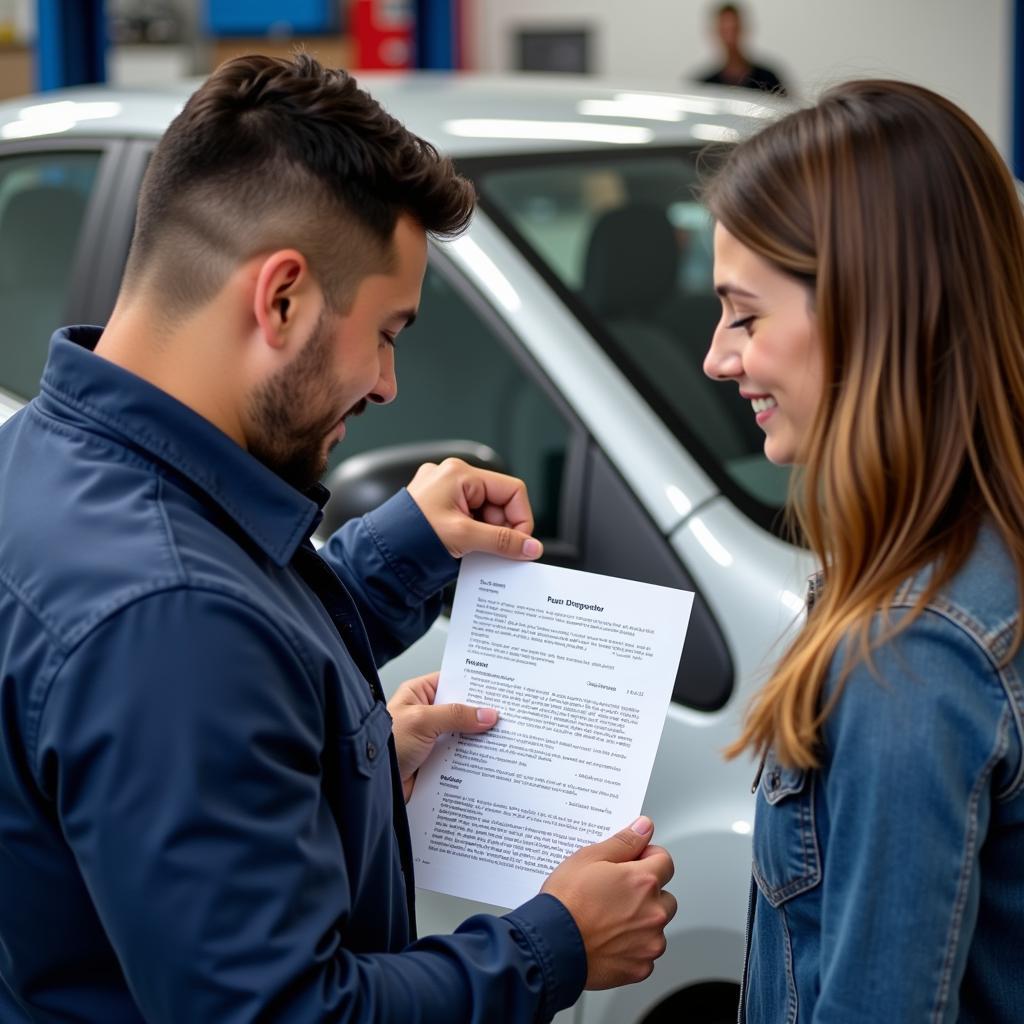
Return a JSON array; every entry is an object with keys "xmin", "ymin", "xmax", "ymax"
[{"xmin": 0, "ymin": 72, "xmax": 788, "ymax": 156}]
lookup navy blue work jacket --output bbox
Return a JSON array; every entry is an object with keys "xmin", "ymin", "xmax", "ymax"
[{"xmin": 0, "ymin": 328, "xmax": 585, "ymax": 1023}]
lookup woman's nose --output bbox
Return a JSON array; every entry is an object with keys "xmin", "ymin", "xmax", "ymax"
[{"xmin": 703, "ymin": 324, "xmax": 742, "ymax": 381}]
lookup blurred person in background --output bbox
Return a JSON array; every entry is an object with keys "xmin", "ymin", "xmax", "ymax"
[
  {"xmin": 703, "ymin": 80, "xmax": 1024, "ymax": 1022},
  {"xmin": 696, "ymin": 3, "xmax": 786, "ymax": 95}
]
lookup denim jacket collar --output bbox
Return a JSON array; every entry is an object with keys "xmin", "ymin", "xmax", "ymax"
[{"xmin": 37, "ymin": 327, "xmax": 325, "ymax": 568}]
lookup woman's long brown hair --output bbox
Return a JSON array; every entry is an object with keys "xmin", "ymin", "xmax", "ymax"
[{"xmin": 705, "ymin": 80, "xmax": 1024, "ymax": 769}]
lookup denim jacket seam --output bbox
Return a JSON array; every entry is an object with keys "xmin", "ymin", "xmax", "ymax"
[
  {"xmin": 888, "ymin": 598, "xmax": 1024, "ymax": 798},
  {"xmin": 892, "ymin": 593, "xmax": 1014, "ymax": 665},
  {"xmin": 780, "ymin": 903, "xmax": 798, "ymax": 1024},
  {"xmin": 929, "ymin": 703, "xmax": 1011, "ymax": 1023}
]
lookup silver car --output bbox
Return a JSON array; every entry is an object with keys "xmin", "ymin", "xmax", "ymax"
[{"xmin": 0, "ymin": 74, "xmax": 812, "ymax": 1023}]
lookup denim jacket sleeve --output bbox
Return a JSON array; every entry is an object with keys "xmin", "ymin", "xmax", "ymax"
[
  {"xmin": 34, "ymin": 588, "xmax": 585, "ymax": 1024},
  {"xmin": 319, "ymin": 488, "xmax": 459, "ymax": 667},
  {"xmin": 812, "ymin": 607, "xmax": 1014, "ymax": 1022}
]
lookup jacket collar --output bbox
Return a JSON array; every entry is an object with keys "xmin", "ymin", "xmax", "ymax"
[{"xmin": 38, "ymin": 327, "xmax": 326, "ymax": 568}]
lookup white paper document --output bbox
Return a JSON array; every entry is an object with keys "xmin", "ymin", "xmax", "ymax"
[{"xmin": 406, "ymin": 553, "xmax": 694, "ymax": 909}]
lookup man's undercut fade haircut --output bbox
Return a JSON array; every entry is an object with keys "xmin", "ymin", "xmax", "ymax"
[{"xmin": 124, "ymin": 52, "xmax": 476, "ymax": 317}]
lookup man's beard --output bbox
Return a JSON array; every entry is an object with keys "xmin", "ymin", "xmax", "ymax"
[{"xmin": 247, "ymin": 312, "xmax": 360, "ymax": 492}]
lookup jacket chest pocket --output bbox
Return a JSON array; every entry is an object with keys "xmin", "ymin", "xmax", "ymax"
[
  {"xmin": 752, "ymin": 751, "xmax": 822, "ymax": 907},
  {"xmin": 324, "ymin": 701, "xmax": 396, "ymax": 850}
]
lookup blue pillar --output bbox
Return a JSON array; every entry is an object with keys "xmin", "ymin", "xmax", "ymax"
[
  {"xmin": 37, "ymin": 0, "xmax": 107, "ymax": 91},
  {"xmin": 415, "ymin": 0, "xmax": 457, "ymax": 70},
  {"xmin": 1015, "ymin": 0, "xmax": 1024, "ymax": 177}
]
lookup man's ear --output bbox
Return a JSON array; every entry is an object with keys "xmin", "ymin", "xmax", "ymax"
[{"xmin": 253, "ymin": 249, "xmax": 317, "ymax": 350}]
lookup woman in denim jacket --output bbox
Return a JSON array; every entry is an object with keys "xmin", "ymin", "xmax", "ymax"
[{"xmin": 703, "ymin": 81, "xmax": 1024, "ymax": 1022}]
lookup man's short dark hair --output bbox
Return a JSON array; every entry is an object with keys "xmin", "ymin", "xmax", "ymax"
[
  {"xmin": 124, "ymin": 53, "xmax": 476, "ymax": 317},
  {"xmin": 715, "ymin": 4, "xmax": 741, "ymax": 18}
]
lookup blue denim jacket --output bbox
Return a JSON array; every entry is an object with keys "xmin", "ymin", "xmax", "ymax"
[
  {"xmin": 741, "ymin": 524, "xmax": 1024, "ymax": 1023},
  {"xmin": 0, "ymin": 329, "xmax": 585, "ymax": 1023}
]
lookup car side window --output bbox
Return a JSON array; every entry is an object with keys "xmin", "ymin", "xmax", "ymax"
[
  {"xmin": 0, "ymin": 150, "xmax": 102, "ymax": 401},
  {"xmin": 333, "ymin": 260, "xmax": 573, "ymax": 540}
]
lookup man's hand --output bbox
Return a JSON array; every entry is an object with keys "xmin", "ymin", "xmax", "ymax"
[
  {"xmin": 406, "ymin": 459, "xmax": 543, "ymax": 561},
  {"xmin": 387, "ymin": 672, "xmax": 499, "ymax": 801},
  {"xmin": 542, "ymin": 817, "xmax": 677, "ymax": 989}
]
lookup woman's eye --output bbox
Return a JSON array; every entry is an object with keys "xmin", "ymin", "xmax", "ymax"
[{"xmin": 729, "ymin": 315, "xmax": 756, "ymax": 334}]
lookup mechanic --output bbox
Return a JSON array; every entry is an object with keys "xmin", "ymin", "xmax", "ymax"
[{"xmin": 0, "ymin": 53, "xmax": 675, "ymax": 1023}]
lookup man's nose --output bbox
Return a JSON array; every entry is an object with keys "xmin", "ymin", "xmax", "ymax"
[{"xmin": 368, "ymin": 346, "xmax": 397, "ymax": 405}]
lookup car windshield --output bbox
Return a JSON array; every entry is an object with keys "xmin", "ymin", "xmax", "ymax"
[{"xmin": 472, "ymin": 149, "xmax": 791, "ymax": 529}]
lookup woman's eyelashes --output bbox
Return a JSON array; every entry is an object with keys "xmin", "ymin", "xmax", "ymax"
[{"xmin": 729, "ymin": 314, "xmax": 756, "ymax": 333}]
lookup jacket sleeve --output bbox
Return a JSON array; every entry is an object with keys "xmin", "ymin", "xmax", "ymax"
[
  {"xmin": 34, "ymin": 588, "xmax": 586, "ymax": 1024},
  {"xmin": 319, "ymin": 488, "xmax": 459, "ymax": 667},
  {"xmin": 812, "ymin": 609, "xmax": 1014, "ymax": 1023}
]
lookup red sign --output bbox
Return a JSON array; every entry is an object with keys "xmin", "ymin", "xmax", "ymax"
[{"xmin": 351, "ymin": 0, "xmax": 414, "ymax": 70}]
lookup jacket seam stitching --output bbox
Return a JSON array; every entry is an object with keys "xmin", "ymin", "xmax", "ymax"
[
  {"xmin": 929, "ymin": 703, "xmax": 1010, "ymax": 1023},
  {"xmin": 28, "ymin": 582, "xmax": 320, "ymax": 777},
  {"xmin": 39, "ymin": 378, "xmax": 310, "ymax": 564},
  {"xmin": 888, "ymin": 601, "xmax": 1024, "ymax": 798},
  {"xmin": 781, "ymin": 903, "xmax": 798, "ymax": 1024},
  {"xmin": 0, "ymin": 566, "xmax": 65, "ymax": 652},
  {"xmin": 507, "ymin": 911, "xmax": 559, "ymax": 1020},
  {"xmin": 363, "ymin": 508, "xmax": 427, "ymax": 602},
  {"xmin": 155, "ymin": 473, "xmax": 188, "ymax": 582}
]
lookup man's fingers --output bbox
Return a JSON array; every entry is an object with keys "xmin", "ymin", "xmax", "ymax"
[
  {"xmin": 460, "ymin": 467, "xmax": 535, "ymax": 536},
  {"xmin": 460, "ymin": 519, "xmax": 543, "ymax": 561},
  {"xmin": 636, "ymin": 844, "xmax": 675, "ymax": 886},
  {"xmin": 660, "ymin": 889, "xmax": 679, "ymax": 925},
  {"xmin": 387, "ymin": 672, "xmax": 440, "ymax": 709}
]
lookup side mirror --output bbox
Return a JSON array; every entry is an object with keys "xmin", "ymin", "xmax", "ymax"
[{"xmin": 317, "ymin": 440, "xmax": 507, "ymax": 540}]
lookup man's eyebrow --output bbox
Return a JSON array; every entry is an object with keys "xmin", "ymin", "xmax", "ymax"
[
  {"xmin": 391, "ymin": 308, "xmax": 417, "ymax": 329},
  {"xmin": 714, "ymin": 283, "xmax": 759, "ymax": 300}
]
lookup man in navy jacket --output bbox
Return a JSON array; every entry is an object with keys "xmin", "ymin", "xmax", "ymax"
[{"xmin": 0, "ymin": 54, "xmax": 676, "ymax": 1022}]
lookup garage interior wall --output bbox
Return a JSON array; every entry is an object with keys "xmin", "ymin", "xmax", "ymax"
[{"xmin": 473, "ymin": 0, "xmax": 1013, "ymax": 157}]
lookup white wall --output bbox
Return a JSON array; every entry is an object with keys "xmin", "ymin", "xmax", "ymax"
[{"xmin": 473, "ymin": 0, "xmax": 1013, "ymax": 157}]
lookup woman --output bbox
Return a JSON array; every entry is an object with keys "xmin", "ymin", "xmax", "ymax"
[{"xmin": 703, "ymin": 80, "xmax": 1024, "ymax": 1022}]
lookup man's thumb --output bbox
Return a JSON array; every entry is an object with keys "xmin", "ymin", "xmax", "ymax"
[
  {"xmin": 588, "ymin": 816, "xmax": 655, "ymax": 864},
  {"xmin": 428, "ymin": 702, "xmax": 499, "ymax": 739},
  {"xmin": 463, "ymin": 520, "xmax": 543, "ymax": 561}
]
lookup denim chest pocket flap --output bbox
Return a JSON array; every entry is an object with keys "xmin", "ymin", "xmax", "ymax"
[{"xmin": 752, "ymin": 750, "xmax": 822, "ymax": 908}]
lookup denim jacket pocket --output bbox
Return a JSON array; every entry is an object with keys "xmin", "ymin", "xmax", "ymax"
[{"xmin": 752, "ymin": 750, "xmax": 822, "ymax": 908}]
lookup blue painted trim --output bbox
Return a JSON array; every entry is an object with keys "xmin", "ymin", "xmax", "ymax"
[
  {"xmin": 37, "ymin": 0, "xmax": 107, "ymax": 91},
  {"xmin": 1015, "ymin": 0, "xmax": 1024, "ymax": 177},
  {"xmin": 415, "ymin": 0, "xmax": 456, "ymax": 70}
]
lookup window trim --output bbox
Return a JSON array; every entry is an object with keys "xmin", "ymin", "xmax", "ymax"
[{"xmin": 457, "ymin": 147, "xmax": 790, "ymax": 539}]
